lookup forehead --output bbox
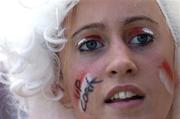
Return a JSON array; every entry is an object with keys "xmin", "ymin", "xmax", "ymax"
[
  {"xmin": 76, "ymin": 0, "xmax": 160, "ymax": 15},
  {"xmin": 70, "ymin": 0, "xmax": 164, "ymax": 32}
]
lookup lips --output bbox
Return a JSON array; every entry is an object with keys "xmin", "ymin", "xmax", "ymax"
[{"xmin": 104, "ymin": 85, "xmax": 145, "ymax": 104}]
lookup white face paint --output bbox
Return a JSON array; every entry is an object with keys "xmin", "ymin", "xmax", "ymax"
[
  {"xmin": 143, "ymin": 28, "xmax": 154, "ymax": 35},
  {"xmin": 159, "ymin": 69, "xmax": 175, "ymax": 95}
]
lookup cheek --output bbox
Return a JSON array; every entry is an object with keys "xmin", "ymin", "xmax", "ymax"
[
  {"xmin": 159, "ymin": 60, "xmax": 175, "ymax": 95},
  {"xmin": 73, "ymin": 72, "xmax": 103, "ymax": 112},
  {"xmin": 74, "ymin": 71, "xmax": 87, "ymax": 102},
  {"xmin": 72, "ymin": 71, "xmax": 91, "ymax": 110},
  {"xmin": 137, "ymin": 52, "xmax": 175, "ymax": 95},
  {"xmin": 70, "ymin": 62, "xmax": 105, "ymax": 101},
  {"xmin": 161, "ymin": 60, "xmax": 174, "ymax": 80},
  {"xmin": 72, "ymin": 71, "xmax": 87, "ymax": 105}
]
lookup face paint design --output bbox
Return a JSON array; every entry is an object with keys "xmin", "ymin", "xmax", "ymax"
[
  {"xmin": 74, "ymin": 71, "xmax": 87, "ymax": 101},
  {"xmin": 75, "ymin": 80, "xmax": 81, "ymax": 99},
  {"xmin": 74, "ymin": 73, "xmax": 103, "ymax": 112},
  {"xmin": 162, "ymin": 61, "xmax": 174, "ymax": 80},
  {"xmin": 159, "ymin": 60, "xmax": 175, "ymax": 95},
  {"xmin": 128, "ymin": 27, "xmax": 154, "ymax": 38}
]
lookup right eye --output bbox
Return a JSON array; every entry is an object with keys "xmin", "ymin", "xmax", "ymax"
[
  {"xmin": 127, "ymin": 27, "xmax": 154, "ymax": 47},
  {"xmin": 78, "ymin": 36, "xmax": 104, "ymax": 52},
  {"xmin": 129, "ymin": 33, "xmax": 154, "ymax": 46}
]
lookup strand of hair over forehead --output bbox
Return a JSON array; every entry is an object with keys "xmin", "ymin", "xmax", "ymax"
[
  {"xmin": 43, "ymin": 0, "xmax": 79, "ymax": 52},
  {"xmin": 0, "ymin": 0, "xmax": 79, "ymax": 116}
]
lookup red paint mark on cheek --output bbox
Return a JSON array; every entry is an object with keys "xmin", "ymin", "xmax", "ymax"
[
  {"xmin": 73, "ymin": 71, "xmax": 87, "ymax": 101},
  {"xmin": 78, "ymin": 71, "xmax": 87, "ymax": 82},
  {"xmin": 74, "ymin": 80, "xmax": 81, "ymax": 99},
  {"xmin": 161, "ymin": 60, "xmax": 174, "ymax": 81}
]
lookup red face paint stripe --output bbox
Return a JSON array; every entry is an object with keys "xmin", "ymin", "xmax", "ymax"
[
  {"xmin": 74, "ymin": 80, "xmax": 81, "ymax": 99},
  {"xmin": 162, "ymin": 61, "xmax": 173, "ymax": 81},
  {"xmin": 75, "ymin": 88, "xmax": 80, "ymax": 96},
  {"xmin": 79, "ymin": 71, "xmax": 87, "ymax": 82},
  {"xmin": 74, "ymin": 92, "xmax": 80, "ymax": 99},
  {"xmin": 128, "ymin": 27, "xmax": 143, "ymax": 37},
  {"xmin": 74, "ymin": 72, "xmax": 86, "ymax": 100}
]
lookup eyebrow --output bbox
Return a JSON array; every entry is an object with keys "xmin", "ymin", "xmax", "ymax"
[
  {"xmin": 71, "ymin": 16, "xmax": 158, "ymax": 38},
  {"xmin": 124, "ymin": 16, "xmax": 158, "ymax": 25},
  {"xmin": 71, "ymin": 23, "xmax": 104, "ymax": 38}
]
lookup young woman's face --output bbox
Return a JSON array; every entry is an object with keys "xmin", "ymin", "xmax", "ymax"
[{"xmin": 61, "ymin": 0, "xmax": 176, "ymax": 119}]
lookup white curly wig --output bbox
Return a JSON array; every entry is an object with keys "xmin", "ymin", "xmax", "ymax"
[{"xmin": 0, "ymin": 0, "xmax": 180, "ymax": 119}]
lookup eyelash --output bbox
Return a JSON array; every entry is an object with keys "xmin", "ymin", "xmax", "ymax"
[
  {"xmin": 127, "ymin": 28, "xmax": 154, "ymax": 47},
  {"xmin": 77, "ymin": 28, "xmax": 154, "ymax": 52},
  {"xmin": 77, "ymin": 36, "xmax": 104, "ymax": 52},
  {"xmin": 128, "ymin": 33, "xmax": 154, "ymax": 46}
]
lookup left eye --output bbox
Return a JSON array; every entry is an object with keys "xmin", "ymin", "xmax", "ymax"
[
  {"xmin": 129, "ymin": 33, "xmax": 154, "ymax": 46},
  {"xmin": 78, "ymin": 39, "xmax": 104, "ymax": 52}
]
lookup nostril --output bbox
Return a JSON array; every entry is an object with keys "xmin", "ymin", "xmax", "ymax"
[
  {"xmin": 127, "ymin": 69, "xmax": 132, "ymax": 73},
  {"xmin": 111, "ymin": 71, "xmax": 117, "ymax": 74},
  {"xmin": 111, "ymin": 69, "xmax": 133, "ymax": 75}
]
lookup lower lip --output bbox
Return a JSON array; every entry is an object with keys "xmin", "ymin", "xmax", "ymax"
[{"xmin": 106, "ymin": 99, "xmax": 144, "ymax": 109}]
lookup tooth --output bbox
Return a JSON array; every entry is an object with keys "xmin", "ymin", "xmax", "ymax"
[
  {"xmin": 126, "ymin": 92, "xmax": 136, "ymax": 98},
  {"xmin": 110, "ymin": 91, "xmax": 138, "ymax": 101},
  {"xmin": 115, "ymin": 93, "xmax": 119, "ymax": 99},
  {"xmin": 119, "ymin": 92, "xmax": 126, "ymax": 99},
  {"xmin": 111, "ymin": 97, "xmax": 115, "ymax": 101}
]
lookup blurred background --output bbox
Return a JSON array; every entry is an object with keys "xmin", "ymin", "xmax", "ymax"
[{"xmin": 0, "ymin": 0, "xmax": 35, "ymax": 118}]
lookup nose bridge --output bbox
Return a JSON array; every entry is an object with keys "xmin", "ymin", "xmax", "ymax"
[
  {"xmin": 110, "ymin": 37, "xmax": 130, "ymax": 61},
  {"xmin": 105, "ymin": 39, "xmax": 138, "ymax": 77}
]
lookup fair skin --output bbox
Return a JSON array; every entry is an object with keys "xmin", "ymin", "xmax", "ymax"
[{"xmin": 60, "ymin": 0, "xmax": 176, "ymax": 119}]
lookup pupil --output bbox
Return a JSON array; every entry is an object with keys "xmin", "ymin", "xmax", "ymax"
[
  {"xmin": 87, "ymin": 41, "xmax": 97, "ymax": 49},
  {"xmin": 138, "ymin": 34, "xmax": 148, "ymax": 43}
]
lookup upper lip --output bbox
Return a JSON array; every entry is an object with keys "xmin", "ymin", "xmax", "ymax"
[{"xmin": 104, "ymin": 84, "xmax": 145, "ymax": 103}]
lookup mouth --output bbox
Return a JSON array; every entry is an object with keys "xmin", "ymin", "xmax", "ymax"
[{"xmin": 104, "ymin": 85, "xmax": 145, "ymax": 108}]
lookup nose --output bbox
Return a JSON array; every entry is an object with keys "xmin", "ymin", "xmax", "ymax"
[{"xmin": 105, "ymin": 45, "xmax": 138, "ymax": 78}]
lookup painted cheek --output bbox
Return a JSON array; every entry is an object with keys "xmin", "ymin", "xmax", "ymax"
[
  {"xmin": 162, "ymin": 61, "xmax": 174, "ymax": 80},
  {"xmin": 74, "ymin": 73, "xmax": 103, "ymax": 112},
  {"xmin": 74, "ymin": 71, "xmax": 87, "ymax": 101},
  {"xmin": 80, "ymin": 74, "xmax": 103, "ymax": 112},
  {"xmin": 79, "ymin": 71, "xmax": 88, "ymax": 82},
  {"xmin": 74, "ymin": 80, "xmax": 82, "ymax": 100},
  {"xmin": 159, "ymin": 60, "xmax": 175, "ymax": 95}
]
